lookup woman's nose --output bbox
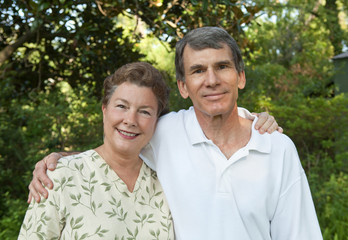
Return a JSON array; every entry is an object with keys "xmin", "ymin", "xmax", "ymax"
[{"xmin": 123, "ymin": 110, "xmax": 137, "ymax": 126}]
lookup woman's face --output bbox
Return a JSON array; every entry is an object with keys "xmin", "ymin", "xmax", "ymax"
[{"xmin": 102, "ymin": 82, "xmax": 158, "ymax": 156}]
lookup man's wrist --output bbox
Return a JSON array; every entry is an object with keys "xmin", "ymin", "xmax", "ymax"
[{"xmin": 58, "ymin": 151, "xmax": 80, "ymax": 157}]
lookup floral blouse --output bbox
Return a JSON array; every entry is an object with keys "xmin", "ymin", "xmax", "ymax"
[{"xmin": 18, "ymin": 150, "xmax": 174, "ymax": 240}]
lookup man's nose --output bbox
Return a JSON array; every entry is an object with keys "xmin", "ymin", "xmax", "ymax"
[{"xmin": 205, "ymin": 69, "xmax": 220, "ymax": 87}]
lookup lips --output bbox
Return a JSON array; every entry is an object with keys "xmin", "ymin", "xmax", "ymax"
[
  {"xmin": 117, "ymin": 129, "xmax": 139, "ymax": 138},
  {"xmin": 203, "ymin": 92, "xmax": 226, "ymax": 100}
]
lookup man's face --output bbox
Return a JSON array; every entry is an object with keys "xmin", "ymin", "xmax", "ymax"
[{"xmin": 177, "ymin": 43, "xmax": 246, "ymax": 119}]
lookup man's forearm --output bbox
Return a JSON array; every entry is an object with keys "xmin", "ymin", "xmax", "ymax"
[{"xmin": 58, "ymin": 151, "xmax": 81, "ymax": 157}]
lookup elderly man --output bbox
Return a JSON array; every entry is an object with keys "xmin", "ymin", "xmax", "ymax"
[{"xmin": 28, "ymin": 27, "xmax": 321, "ymax": 239}]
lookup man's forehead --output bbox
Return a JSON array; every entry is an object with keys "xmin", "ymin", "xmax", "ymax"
[
  {"xmin": 185, "ymin": 42, "xmax": 229, "ymax": 51},
  {"xmin": 183, "ymin": 44, "xmax": 234, "ymax": 65}
]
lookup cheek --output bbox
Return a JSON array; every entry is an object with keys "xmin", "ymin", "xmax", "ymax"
[
  {"xmin": 187, "ymin": 81, "xmax": 199, "ymax": 91},
  {"xmin": 144, "ymin": 119, "xmax": 157, "ymax": 135},
  {"xmin": 103, "ymin": 112, "xmax": 112, "ymax": 124},
  {"xmin": 104, "ymin": 110, "xmax": 121, "ymax": 126},
  {"xmin": 149, "ymin": 120, "xmax": 157, "ymax": 132}
]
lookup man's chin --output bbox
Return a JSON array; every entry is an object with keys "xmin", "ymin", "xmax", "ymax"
[
  {"xmin": 194, "ymin": 107, "xmax": 224, "ymax": 118},
  {"xmin": 193, "ymin": 104, "xmax": 237, "ymax": 119}
]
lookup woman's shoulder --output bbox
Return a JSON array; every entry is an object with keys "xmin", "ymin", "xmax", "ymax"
[
  {"xmin": 49, "ymin": 150, "xmax": 97, "ymax": 177},
  {"xmin": 141, "ymin": 161, "xmax": 161, "ymax": 185},
  {"xmin": 57, "ymin": 149, "xmax": 89, "ymax": 164}
]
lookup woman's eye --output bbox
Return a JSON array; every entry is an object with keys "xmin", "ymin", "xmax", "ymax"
[{"xmin": 140, "ymin": 110, "xmax": 151, "ymax": 116}]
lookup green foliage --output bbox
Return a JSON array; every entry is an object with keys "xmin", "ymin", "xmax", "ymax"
[
  {"xmin": 316, "ymin": 173, "xmax": 348, "ymax": 240},
  {"xmin": 1, "ymin": 1, "xmax": 141, "ymax": 236},
  {"xmin": 238, "ymin": 2, "xmax": 348, "ymax": 237},
  {"xmin": 241, "ymin": 75, "xmax": 348, "ymax": 240},
  {"xmin": 0, "ymin": 80, "xmax": 102, "ymax": 237},
  {"xmin": 136, "ymin": 35, "xmax": 192, "ymax": 111},
  {"xmin": 1, "ymin": 0, "xmax": 143, "ymax": 98},
  {"xmin": 98, "ymin": 0, "xmax": 264, "ymax": 47},
  {"xmin": 0, "ymin": 193, "xmax": 27, "ymax": 240},
  {"xmin": 1, "ymin": 0, "xmax": 347, "ymax": 238}
]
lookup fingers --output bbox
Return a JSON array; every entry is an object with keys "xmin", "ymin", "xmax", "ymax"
[
  {"xmin": 28, "ymin": 178, "xmax": 47, "ymax": 203},
  {"xmin": 28, "ymin": 163, "xmax": 51, "ymax": 203},
  {"xmin": 265, "ymin": 119, "xmax": 278, "ymax": 134},
  {"xmin": 34, "ymin": 160, "xmax": 54, "ymax": 189},
  {"xmin": 27, "ymin": 152, "xmax": 62, "ymax": 204},
  {"xmin": 27, "ymin": 192, "xmax": 33, "ymax": 204},
  {"xmin": 254, "ymin": 112, "xmax": 270, "ymax": 133},
  {"xmin": 44, "ymin": 152, "xmax": 61, "ymax": 170},
  {"xmin": 32, "ymin": 160, "xmax": 51, "ymax": 198},
  {"xmin": 255, "ymin": 112, "xmax": 278, "ymax": 134},
  {"xmin": 254, "ymin": 112, "xmax": 283, "ymax": 134}
]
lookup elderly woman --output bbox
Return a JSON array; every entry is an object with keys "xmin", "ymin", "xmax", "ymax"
[{"xmin": 18, "ymin": 62, "xmax": 174, "ymax": 239}]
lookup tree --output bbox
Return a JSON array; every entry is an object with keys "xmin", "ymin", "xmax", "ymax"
[
  {"xmin": 1, "ymin": 0, "xmax": 347, "ymax": 238},
  {"xmin": 94, "ymin": 0, "xmax": 264, "ymax": 47},
  {"xmin": 239, "ymin": 2, "xmax": 348, "ymax": 238},
  {"xmin": 0, "ymin": 0, "xmax": 143, "ymax": 97},
  {"xmin": 0, "ymin": 1, "xmax": 142, "ymax": 237}
]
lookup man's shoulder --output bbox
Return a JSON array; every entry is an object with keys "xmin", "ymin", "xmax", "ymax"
[
  {"xmin": 157, "ymin": 107, "xmax": 194, "ymax": 129},
  {"xmin": 270, "ymin": 132, "xmax": 296, "ymax": 149},
  {"xmin": 262, "ymin": 132, "xmax": 300, "ymax": 161},
  {"xmin": 159, "ymin": 107, "xmax": 192, "ymax": 120},
  {"xmin": 252, "ymin": 129, "xmax": 297, "ymax": 154},
  {"xmin": 145, "ymin": 107, "xmax": 196, "ymax": 165}
]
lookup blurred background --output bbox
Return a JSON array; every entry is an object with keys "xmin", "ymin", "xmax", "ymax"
[{"xmin": 1, "ymin": 0, "xmax": 347, "ymax": 239}]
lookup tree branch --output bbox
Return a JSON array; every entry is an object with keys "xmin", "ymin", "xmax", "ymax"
[{"xmin": 0, "ymin": 30, "xmax": 36, "ymax": 65}]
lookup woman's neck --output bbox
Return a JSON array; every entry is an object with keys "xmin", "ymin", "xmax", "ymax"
[{"xmin": 94, "ymin": 145, "xmax": 143, "ymax": 192}]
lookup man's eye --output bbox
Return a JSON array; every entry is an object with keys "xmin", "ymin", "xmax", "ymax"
[
  {"xmin": 116, "ymin": 104, "xmax": 126, "ymax": 109},
  {"xmin": 193, "ymin": 69, "xmax": 204, "ymax": 74},
  {"xmin": 219, "ymin": 65, "xmax": 227, "ymax": 69}
]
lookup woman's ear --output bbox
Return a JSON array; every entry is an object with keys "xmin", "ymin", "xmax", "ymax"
[{"xmin": 102, "ymin": 104, "xmax": 107, "ymax": 123}]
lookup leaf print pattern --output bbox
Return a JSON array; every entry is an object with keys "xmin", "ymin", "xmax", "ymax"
[
  {"xmin": 105, "ymin": 196, "xmax": 128, "ymax": 222},
  {"xmin": 18, "ymin": 150, "xmax": 174, "ymax": 239}
]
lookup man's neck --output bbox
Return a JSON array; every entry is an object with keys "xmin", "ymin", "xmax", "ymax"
[{"xmin": 194, "ymin": 106, "xmax": 252, "ymax": 159}]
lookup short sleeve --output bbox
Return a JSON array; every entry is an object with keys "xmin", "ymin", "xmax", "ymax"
[
  {"xmin": 18, "ymin": 175, "xmax": 64, "ymax": 239},
  {"xmin": 270, "ymin": 138, "xmax": 322, "ymax": 239}
]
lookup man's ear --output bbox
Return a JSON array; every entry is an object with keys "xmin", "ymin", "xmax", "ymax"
[
  {"xmin": 177, "ymin": 80, "xmax": 189, "ymax": 99},
  {"xmin": 238, "ymin": 71, "xmax": 246, "ymax": 90}
]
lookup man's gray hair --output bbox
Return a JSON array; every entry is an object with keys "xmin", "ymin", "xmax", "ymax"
[{"xmin": 175, "ymin": 27, "xmax": 245, "ymax": 82}]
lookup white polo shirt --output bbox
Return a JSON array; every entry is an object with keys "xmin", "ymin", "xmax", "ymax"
[{"xmin": 141, "ymin": 107, "xmax": 322, "ymax": 240}]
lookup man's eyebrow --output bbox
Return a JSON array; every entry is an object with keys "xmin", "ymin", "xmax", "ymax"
[
  {"xmin": 188, "ymin": 60, "xmax": 234, "ymax": 72},
  {"xmin": 215, "ymin": 60, "xmax": 234, "ymax": 66},
  {"xmin": 189, "ymin": 64, "xmax": 204, "ymax": 71}
]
